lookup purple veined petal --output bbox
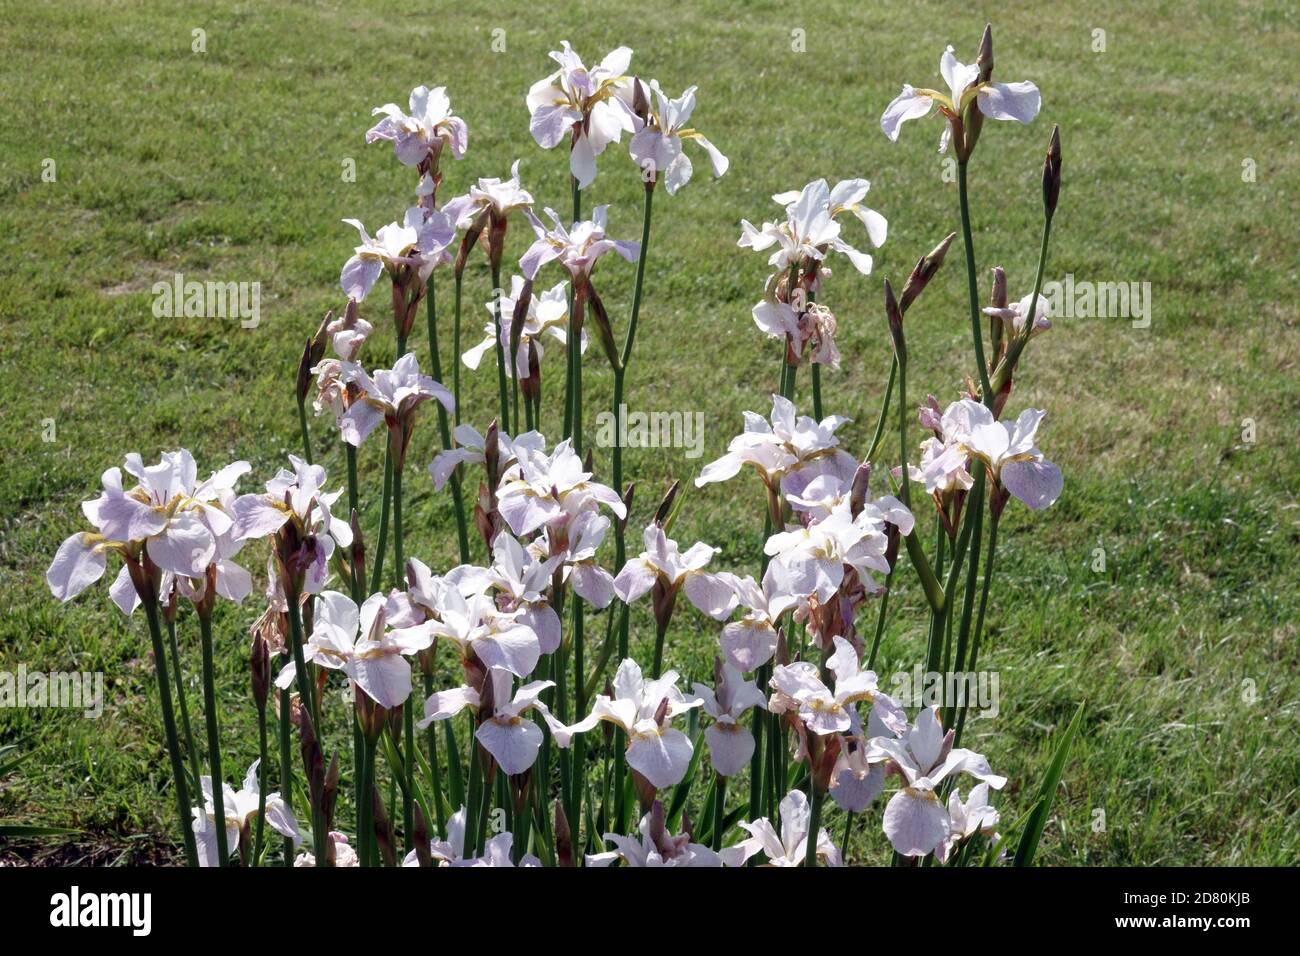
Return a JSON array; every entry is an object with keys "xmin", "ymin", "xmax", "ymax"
[
  {"xmin": 830, "ymin": 759, "xmax": 886, "ymax": 812},
  {"xmin": 529, "ymin": 101, "xmax": 579, "ymax": 150},
  {"xmin": 612, "ymin": 557, "xmax": 657, "ymax": 604},
  {"xmin": 705, "ymin": 723, "xmax": 755, "ymax": 777},
  {"xmin": 109, "ymin": 565, "xmax": 141, "ymax": 615},
  {"xmin": 881, "ymin": 85, "xmax": 936, "ymax": 141},
  {"xmin": 683, "ymin": 572, "xmax": 738, "ymax": 621},
  {"xmin": 1001, "ymin": 458, "xmax": 1063, "ymax": 510},
  {"xmin": 882, "ymin": 788, "xmax": 950, "ymax": 857},
  {"xmin": 626, "ymin": 727, "xmax": 693, "ymax": 789},
  {"xmin": 721, "ymin": 621, "xmax": 777, "ymax": 672},
  {"xmin": 47, "ymin": 532, "xmax": 108, "ymax": 602},
  {"xmin": 418, "ymin": 684, "xmax": 480, "ymax": 728},
  {"xmin": 475, "ymin": 624, "xmax": 541, "ymax": 678},
  {"xmin": 977, "ymin": 80, "xmax": 1041, "ymax": 124},
  {"xmin": 662, "ymin": 149, "xmax": 693, "ymax": 196},
  {"xmin": 569, "ymin": 130, "xmax": 599, "ymax": 189},
  {"xmin": 231, "ymin": 495, "xmax": 287, "ymax": 543},
  {"xmin": 348, "ymin": 654, "xmax": 412, "ymax": 710},
  {"xmin": 519, "ymin": 603, "xmax": 561, "ymax": 655},
  {"xmin": 694, "ymin": 451, "xmax": 744, "ymax": 487},
  {"xmin": 146, "ymin": 514, "xmax": 215, "ymax": 577},
  {"xmin": 340, "ymin": 255, "xmax": 384, "ymax": 302},
  {"xmin": 338, "ymin": 400, "xmax": 385, "ymax": 448},
  {"xmin": 570, "ymin": 563, "xmax": 615, "ymax": 609},
  {"xmin": 476, "ymin": 718, "xmax": 543, "ymax": 776},
  {"xmin": 215, "ymin": 558, "xmax": 252, "ymax": 604},
  {"xmin": 91, "ymin": 491, "xmax": 167, "ymax": 542},
  {"xmin": 518, "ymin": 239, "xmax": 561, "ymax": 282}
]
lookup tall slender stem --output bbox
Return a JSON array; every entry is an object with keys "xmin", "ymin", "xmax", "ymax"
[
  {"xmin": 164, "ymin": 616, "xmax": 202, "ymax": 797},
  {"xmin": 371, "ymin": 450, "xmax": 392, "ymax": 592},
  {"xmin": 296, "ymin": 398, "xmax": 313, "ymax": 466},
  {"xmin": 453, "ymin": 275, "xmax": 464, "ymax": 428},
  {"xmin": 143, "ymin": 596, "xmax": 198, "ymax": 867},
  {"xmin": 955, "ymin": 514, "xmax": 1000, "ymax": 746},
  {"xmin": 712, "ymin": 773, "xmax": 727, "ymax": 850},
  {"xmin": 197, "ymin": 613, "xmax": 229, "ymax": 866},
  {"xmin": 957, "ymin": 162, "xmax": 993, "ymax": 401},
  {"xmin": 278, "ymin": 686, "xmax": 293, "ymax": 866},
  {"xmin": 490, "ymin": 262, "xmax": 511, "ymax": 433},
  {"xmin": 254, "ymin": 701, "xmax": 268, "ymax": 864},
  {"xmin": 804, "ymin": 785, "xmax": 824, "ymax": 867}
]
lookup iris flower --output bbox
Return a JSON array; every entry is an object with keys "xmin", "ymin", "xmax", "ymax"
[
  {"xmin": 419, "ymin": 670, "xmax": 555, "ymax": 775},
  {"xmin": 526, "ymin": 41, "xmax": 635, "ymax": 188},
  {"xmin": 366, "ymin": 85, "xmax": 469, "ymax": 167},
  {"xmin": 587, "ymin": 802, "xmax": 722, "ymax": 867},
  {"xmin": 692, "ymin": 661, "xmax": 766, "ymax": 776},
  {"xmin": 548, "ymin": 658, "xmax": 702, "ymax": 789},
  {"xmin": 192, "ymin": 760, "xmax": 301, "ymax": 866},
  {"xmin": 739, "ymin": 178, "xmax": 886, "ymax": 276},
  {"xmin": 868, "ymin": 705, "xmax": 1006, "ymax": 857},
  {"xmin": 462, "ymin": 275, "xmax": 577, "ymax": 376},
  {"xmin": 723, "ymin": 790, "xmax": 842, "ymax": 867},
  {"xmin": 627, "ymin": 79, "xmax": 728, "ymax": 195},
  {"xmin": 519, "ymin": 205, "xmax": 639, "ymax": 282},
  {"xmin": 340, "ymin": 207, "xmax": 456, "ymax": 302},
  {"xmin": 769, "ymin": 636, "xmax": 906, "ymax": 737},
  {"xmin": 880, "ymin": 42, "xmax": 1040, "ymax": 151}
]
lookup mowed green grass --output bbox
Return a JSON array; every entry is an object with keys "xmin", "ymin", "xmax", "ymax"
[{"xmin": 1, "ymin": 0, "xmax": 1297, "ymax": 865}]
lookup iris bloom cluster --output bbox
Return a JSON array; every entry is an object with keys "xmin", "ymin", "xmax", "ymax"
[{"xmin": 47, "ymin": 24, "xmax": 1074, "ymax": 869}]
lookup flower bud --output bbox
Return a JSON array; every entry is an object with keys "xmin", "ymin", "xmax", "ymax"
[
  {"xmin": 554, "ymin": 801, "xmax": 574, "ymax": 867},
  {"xmin": 322, "ymin": 752, "xmax": 340, "ymax": 832},
  {"xmin": 349, "ymin": 509, "xmax": 366, "ymax": 594},
  {"xmin": 899, "ymin": 232, "xmax": 955, "ymax": 315},
  {"xmin": 654, "ymin": 479, "xmax": 681, "ymax": 528},
  {"xmin": 585, "ymin": 285, "xmax": 623, "ymax": 372},
  {"xmin": 849, "ymin": 460, "xmax": 872, "ymax": 518},
  {"xmin": 250, "ymin": 634, "xmax": 270, "ymax": 710},
  {"xmin": 370, "ymin": 782, "xmax": 397, "ymax": 867},
  {"xmin": 412, "ymin": 801, "xmax": 433, "ymax": 867},
  {"xmin": 1043, "ymin": 125, "xmax": 1062, "ymax": 218},
  {"xmin": 977, "ymin": 23, "xmax": 994, "ymax": 81}
]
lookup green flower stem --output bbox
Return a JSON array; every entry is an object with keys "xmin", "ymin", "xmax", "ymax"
[
  {"xmin": 296, "ymin": 397, "xmax": 313, "ymax": 466},
  {"xmin": 866, "ymin": 583, "xmax": 892, "ymax": 671},
  {"xmin": 804, "ymin": 785, "xmax": 824, "ymax": 867},
  {"xmin": 278, "ymin": 686, "xmax": 293, "ymax": 866},
  {"xmin": 253, "ymin": 699, "xmax": 268, "ymax": 865},
  {"xmin": 866, "ymin": 356, "xmax": 897, "ymax": 463},
  {"xmin": 896, "ymin": 350, "xmax": 945, "ymax": 613},
  {"xmin": 358, "ymin": 736, "xmax": 375, "ymax": 867},
  {"xmin": 490, "ymin": 261, "xmax": 511, "ymax": 433},
  {"xmin": 453, "ymin": 275, "xmax": 464, "ymax": 428},
  {"xmin": 712, "ymin": 773, "xmax": 727, "ymax": 850},
  {"xmin": 164, "ymin": 616, "xmax": 202, "ymax": 796},
  {"xmin": 142, "ymin": 596, "xmax": 198, "ymax": 867},
  {"xmin": 197, "ymin": 612, "xmax": 229, "ymax": 867},
  {"xmin": 840, "ymin": 809, "xmax": 854, "ymax": 863},
  {"xmin": 944, "ymin": 486, "xmax": 985, "ymax": 731},
  {"xmin": 955, "ymin": 512, "xmax": 1000, "ymax": 747},
  {"xmin": 957, "ymin": 162, "xmax": 994, "ymax": 402},
  {"xmin": 811, "ymin": 362, "xmax": 823, "ymax": 421},
  {"xmin": 423, "ymin": 671, "xmax": 446, "ymax": 832},
  {"xmin": 284, "ymin": 584, "xmax": 324, "ymax": 864},
  {"xmin": 371, "ymin": 449, "xmax": 392, "ymax": 593}
]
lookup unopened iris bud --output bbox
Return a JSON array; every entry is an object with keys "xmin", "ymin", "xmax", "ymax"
[
  {"xmin": 1043, "ymin": 124, "xmax": 1062, "ymax": 218},
  {"xmin": 322, "ymin": 753, "xmax": 340, "ymax": 831},
  {"xmin": 455, "ymin": 208, "xmax": 490, "ymax": 279},
  {"xmin": 977, "ymin": 23, "xmax": 994, "ymax": 81},
  {"xmin": 990, "ymin": 266, "xmax": 1009, "ymax": 311},
  {"xmin": 250, "ymin": 635, "xmax": 270, "ymax": 710},
  {"xmin": 654, "ymin": 479, "xmax": 681, "ymax": 528},
  {"xmin": 554, "ymin": 801, "xmax": 574, "ymax": 867},
  {"xmin": 899, "ymin": 232, "xmax": 955, "ymax": 315},
  {"xmin": 849, "ymin": 460, "xmax": 872, "ymax": 518},
  {"xmin": 586, "ymin": 286, "xmax": 623, "ymax": 372}
]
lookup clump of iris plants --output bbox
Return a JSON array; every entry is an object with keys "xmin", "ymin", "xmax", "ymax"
[{"xmin": 48, "ymin": 25, "xmax": 1079, "ymax": 867}]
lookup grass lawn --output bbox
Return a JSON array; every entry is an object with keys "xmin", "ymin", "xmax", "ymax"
[{"xmin": 1, "ymin": 0, "xmax": 1296, "ymax": 865}]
